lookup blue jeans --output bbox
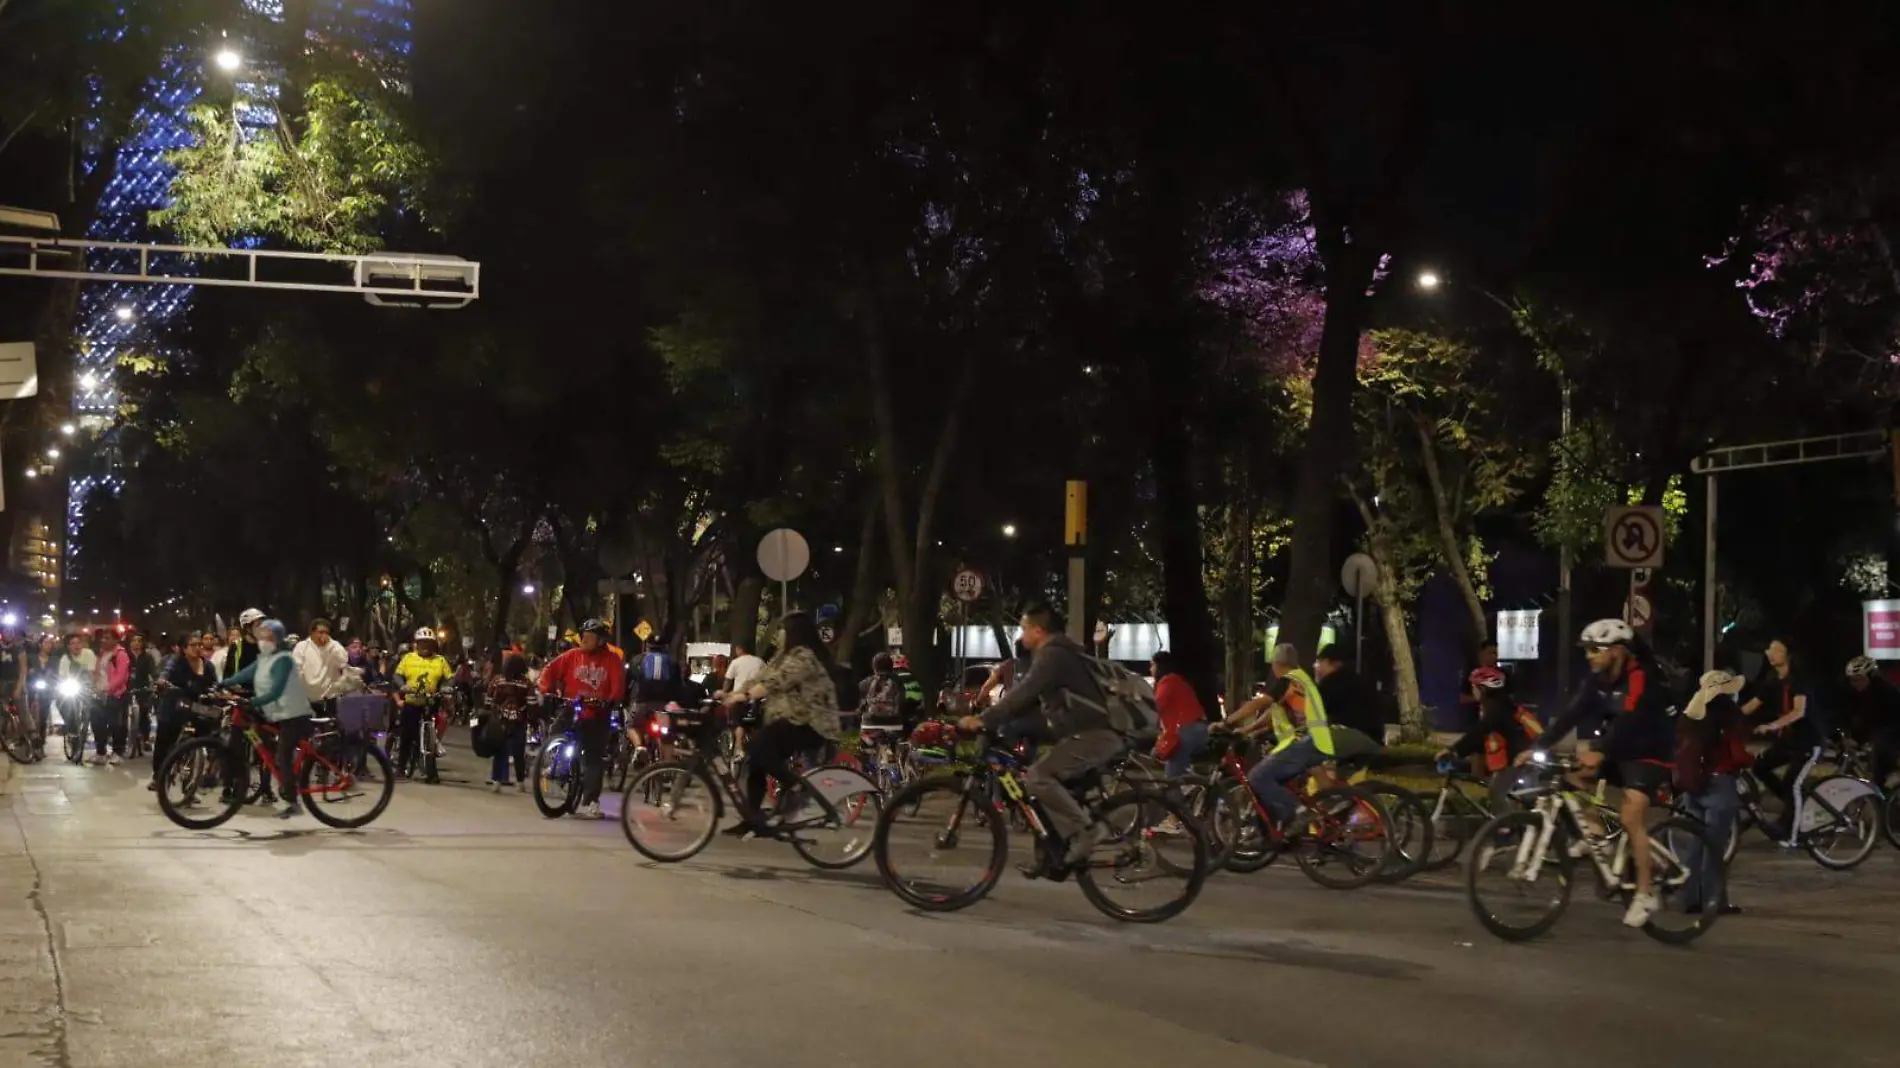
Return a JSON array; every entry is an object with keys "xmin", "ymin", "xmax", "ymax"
[
  {"xmin": 1247, "ymin": 736, "xmax": 1325, "ymax": 826},
  {"xmin": 1679, "ymin": 773, "xmax": 1739, "ymax": 909},
  {"xmin": 1163, "ymin": 721, "xmax": 1209, "ymax": 779}
]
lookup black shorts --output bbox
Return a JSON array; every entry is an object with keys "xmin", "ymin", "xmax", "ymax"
[{"xmin": 1604, "ymin": 759, "xmax": 1672, "ymax": 801}]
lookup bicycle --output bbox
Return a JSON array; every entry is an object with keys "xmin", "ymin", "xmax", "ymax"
[
  {"xmin": 1714, "ymin": 755, "xmax": 1881, "ymax": 870},
  {"xmin": 533, "ymin": 698, "xmax": 614, "ymax": 818},
  {"xmin": 126, "ymin": 688, "xmax": 155, "ymax": 760},
  {"xmin": 394, "ymin": 690, "xmax": 445, "ymax": 783},
  {"xmin": 0, "ymin": 699, "xmax": 36, "ymax": 763},
  {"xmin": 621, "ymin": 704, "xmax": 881, "ymax": 870},
  {"xmin": 57, "ymin": 683, "xmax": 91, "ymax": 765},
  {"xmin": 1202, "ymin": 731, "xmax": 1394, "ymax": 890},
  {"xmin": 154, "ymin": 696, "xmax": 396, "ymax": 831},
  {"xmin": 1420, "ymin": 759, "xmax": 1504, "ymax": 871},
  {"xmin": 1820, "ymin": 733, "xmax": 1899, "ymax": 852},
  {"xmin": 872, "ymin": 730, "xmax": 1209, "ymax": 922},
  {"xmin": 1466, "ymin": 752, "xmax": 1721, "ymax": 944}
]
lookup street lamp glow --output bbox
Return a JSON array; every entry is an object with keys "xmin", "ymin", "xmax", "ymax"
[
  {"xmin": 78, "ymin": 371, "xmax": 98, "ymax": 391},
  {"xmin": 114, "ymin": 306, "xmax": 135, "ymax": 322},
  {"xmin": 521, "ymin": 583, "xmax": 535, "ymax": 595},
  {"xmin": 44, "ymin": 447, "xmax": 58, "ymax": 460},
  {"xmin": 215, "ymin": 48, "xmax": 242, "ymax": 72},
  {"xmin": 1416, "ymin": 270, "xmax": 1441, "ymax": 290},
  {"xmin": 23, "ymin": 468, "xmax": 35, "ymax": 479},
  {"xmin": 1001, "ymin": 523, "xmax": 1018, "ymax": 538},
  {"xmin": 59, "ymin": 423, "xmax": 75, "ymax": 436}
]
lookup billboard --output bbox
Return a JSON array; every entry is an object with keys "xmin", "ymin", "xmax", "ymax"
[
  {"xmin": 1496, "ymin": 609, "xmax": 1540, "ymax": 662},
  {"xmin": 1864, "ymin": 600, "xmax": 1900, "ymax": 660}
]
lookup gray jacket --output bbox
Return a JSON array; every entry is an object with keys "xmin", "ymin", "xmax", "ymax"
[{"xmin": 979, "ymin": 634, "xmax": 1109, "ymax": 738}]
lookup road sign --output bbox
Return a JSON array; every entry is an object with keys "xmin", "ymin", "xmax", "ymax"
[
  {"xmin": 1604, "ymin": 506, "xmax": 1664, "ymax": 568},
  {"xmin": 1340, "ymin": 553, "xmax": 1379, "ymax": 599},
  {"xmin": 1623, "ymin": 594, "xmax": 1653, "ymax": 630},
  {"xmin": 951, "ymin": 569, "xmax": 986, "ymax": 603},
  {"xmin": 1631, "ymin": 566, "xmax": 1653, "ymax": 587},
  {"xmin": 756, "ymin": 528, "xmax": 810, "ymax": 583},
  {"xmin": 634, "ymin": 620, "xmax": 653, "ymax": 642}
]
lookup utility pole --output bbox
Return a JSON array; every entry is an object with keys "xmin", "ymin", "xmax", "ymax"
[
  {"xmin": 1065, "ymin": 481, "xmax": 1087, "ymax": 643},
  {"xmin": 1557, "ymin": 382, "xmax": 1573, "ymax": 700}
]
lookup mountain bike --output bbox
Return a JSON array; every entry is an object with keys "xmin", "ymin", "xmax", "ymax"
[
  {"xmin": 1202, "ymin": 731, "xmax": 1394, "ymax": 890},
  {"xmin": 1466, "ymin": 752, "xmax": 1721, "ymax": 944},
  {"xmin": 873, "ymin": 730, "xmax": 1208, "ymax": 922},
  {"xmin": 621, "ymin": 705, "xmax": 881, "ymax": 870},
  {"xmin": 155, "ymin": 697, "xmax": 395, "ymax": 830},
  {"xmin": 533, "ymin": 699, "xmax": 595, "ymax": 818}
]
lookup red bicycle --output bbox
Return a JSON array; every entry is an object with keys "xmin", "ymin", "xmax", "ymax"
[
  {"xmin": 1204, "ymin": 729, "xmax": 1394, "ymax": 889},
  {"xmin": 154, "ymin": 697, "xmax": 395, "ymax": 830}
]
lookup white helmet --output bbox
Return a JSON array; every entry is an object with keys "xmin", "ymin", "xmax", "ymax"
[
  {"xmin": 237, "ymin": 608, "xmax": 265, "ymax": 628},
  {"xmin": 1578, "ymin": 618, "xmax": 1634, "ymax": 648},
  {"xmin": 1846, "ymin": 655, "xmax": 1879, "ymax": 678},
  {"xmin": 413, "ymin": 627, "xmax": 437, "ymax": 643}
]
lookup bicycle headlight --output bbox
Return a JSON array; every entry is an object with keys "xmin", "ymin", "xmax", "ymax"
[
  {"xmin": 31, "ymin": 679, "xmax": 46, "ymax": 692},
  {"xmin": 56, "ymin": 678, "xmax": 80, "ymax": 699},
  {"xmin": 1530, "ymin": 750, "xmax": 1549, "ymax": 765}
]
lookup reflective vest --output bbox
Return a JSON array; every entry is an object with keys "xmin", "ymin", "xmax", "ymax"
[
  {"xmin": 1483, "ymin": 706, "xmax": 1545, "ymax": 772},
  {"xmin": 1269, "ymin": 667, "xmax": 1334, "ymax": 756}
]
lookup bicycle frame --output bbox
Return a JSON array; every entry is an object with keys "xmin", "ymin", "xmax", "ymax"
[
  {"xmin": 228, "ymin": 705, "xmax": 351, "ymax": 800},
  {"xmin": 1213, "ymin": 742, "xmax": 1362, "ymax": 847},
  {"xmin": 1509, "ymin": 787, "xmax": 1641, "ymax": 893}
]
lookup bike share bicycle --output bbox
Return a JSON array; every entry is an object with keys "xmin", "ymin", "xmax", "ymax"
[{"xmin": 1703, "ymin": 738, "xmax": 1883, "ymax": 869}]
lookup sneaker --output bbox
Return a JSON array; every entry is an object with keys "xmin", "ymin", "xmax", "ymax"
[
  {"xmin": 1622, "ymin": 890, "xmax": 1660, "ymax": 928},
  {"xmin": 577, "ymin": 801, "xmax": 603, "ymax": 820},
  {"xmin": 1155, "ymin": 815, "xmax": 1187, "ymax": 836},
  {"xmin": 516, "ymin": 780, "xmax": 528, "ymax": 794},
  {"xmin": 1063, "ymin": 822, "xmax": 1111, "ymax": 866},
  {"xmin": 277, "ymin": 802, "xmax": 303, "ymax": 820},
  {"xmin": 106, "ymin": 753, "xmax": 122, "ymax": 766},
  {"xmin": 88, "ymin": 753, "xmax": 106, "ymax": 766}
]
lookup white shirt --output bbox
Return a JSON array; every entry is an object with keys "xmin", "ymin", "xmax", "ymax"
[
  {"xmin": 725, "ymin": 654, "xmax": 765, "ymax": 696},
  {"xmin": 293, "ymin": 637, "xmax": 350, "ymax": 702}
]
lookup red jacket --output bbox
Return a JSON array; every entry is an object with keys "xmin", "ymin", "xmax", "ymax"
[
  {"xmin": 537, "ymin": 647, "xmax": 627, "ymax": 707},
  {"xmin": 1151, "ymin": 674, "xmax": 1206, "ymax": 759}
]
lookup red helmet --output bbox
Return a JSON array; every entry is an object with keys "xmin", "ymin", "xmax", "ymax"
[{"xmin": 1469, "ymin": 667, "xmax": 1507, "ymax": 691}]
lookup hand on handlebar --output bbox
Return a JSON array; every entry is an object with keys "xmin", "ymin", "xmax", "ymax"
[{"xmin": 956, "ymin": 715, "xmax": 985, "ymax": 736}]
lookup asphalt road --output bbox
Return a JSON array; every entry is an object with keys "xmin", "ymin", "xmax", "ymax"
[{"xmin": 2, "ymin": 744, "xmax": 1897, "ymax": 1068}]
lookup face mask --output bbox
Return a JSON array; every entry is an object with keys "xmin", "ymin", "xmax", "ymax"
[{"xmin": 258, "ymin": 639, "xmax": 278, "ymax": 655}]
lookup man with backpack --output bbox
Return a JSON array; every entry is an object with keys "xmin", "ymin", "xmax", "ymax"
[{"xmin": 960, "ymin": 603, "xmax": 1123, "ymax": 867}]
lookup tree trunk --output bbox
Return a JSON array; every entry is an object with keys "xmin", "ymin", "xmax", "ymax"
[
  {"xmin": 1218, "ymin": 487, "xmax": 1257, "ymax": 714},
  {"xmin": 1413, "ymin": 417, "xmax": 1487, "ymax": 647},
  {"xmin": 833, "ymin": 492, "xmax": 880, "ymax": 666},
  {"xmin": 488, "ymin": 536, "xmax": 526, "ymax": 651},
  {"xmin": 727, "ymin": 574, "xmax": 764, "ymax": 652},
  {"xmin": 1277, "ymin": 239, "xmax": 1378, "ymax": 657},
  {"xmin": 1369, "ymin": 532, "xmax": 1426, "ymax": 743},
  {"xmin": 1146, "ymin": 347, "xmax": 1219, "ymax": 711},
  {"xmin": 858, "ymin": 283, "xmax": 915, "ymax": 616}
]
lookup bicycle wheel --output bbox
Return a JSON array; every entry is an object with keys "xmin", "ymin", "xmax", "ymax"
[
  {"xmin": 1362, "ymin": 780, "xmax": 1432, "ymax": 883},
  {"xmin": 609, "ymin": 736, "xmax": 632, "ymax": 794},
  {"xmin": 786, "ymin": 765, "xmax": 882, "ymax": 870},
  {"xmin": 63, "ymin": 716, "xmax": 84, "ymax": 764},
  {"xmin": 1466, "ymin": 811, "xmax": 1573, "ymax": 942},
  {"xmin": 1884, "ymin": 790, "xmax": 1900, "ymax": 851},
  {"xmin": 1077, "ymin": 789, "xmax": 1209, "ymax": 923},
  {"xmin": 420, "ymin": 718, "xmax": 439, "ymax": 783},
  {"xmin": 874, "ymin": 776, "xmax": 1006, "ymax": 911},
  {"xmin": 532, "ymin": 735, "xmax": 581, "ymax": 818},
  {"xmin": 1219, "ymin": 779, "xmax": 1281, "ymax": 874},
  {"xmin": 621, "ymin": 761, "xmax": 720, "ymax": 862},
  {"xmin": 1424, "ymin": 788, "xmax": 1487, "ymax": 872},
  {"xmin": 2, "ymin": 713, "xmax": 33, "ymax": 764},
  {"xmin": 1291, "ymin": 786, "xmax": 1391, "ymax": 890},
  {"xmin": 1177, "ymin": 775, "xmax": 1239, "ymax": 871},
  {"xmin": 1804, "ymin": 786, "xmax": 1881, "ymax": 870},
  {"xmin": 301, "ymin": 742, "xmax": 395, "ymax": 829},
  {"xmin": 156, "ymin": 737, "xmax": 244, "ymax": 830},
  {"xmin": 1642, "ymin": 816, "xmax": 1724, "ymax": 945}
]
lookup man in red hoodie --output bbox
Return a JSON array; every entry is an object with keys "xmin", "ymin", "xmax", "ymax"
[{"xmin": 537, "ymin": 618, "xmax": 627, "ymax": 818}]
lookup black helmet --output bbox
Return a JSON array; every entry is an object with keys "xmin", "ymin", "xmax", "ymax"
[{"xmin": 580, "ymin": 618, "xmax": 610, "ymax": 638}]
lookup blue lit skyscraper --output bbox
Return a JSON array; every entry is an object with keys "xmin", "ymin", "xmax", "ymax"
[{"xmin": 64, "ymin": 0, "xmax": 413, "ymax": 587}]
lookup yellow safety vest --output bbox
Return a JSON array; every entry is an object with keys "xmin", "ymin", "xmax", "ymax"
[{"xmin": 1269, "ymin": 667, "xmax": 1334, "ymax": 756}]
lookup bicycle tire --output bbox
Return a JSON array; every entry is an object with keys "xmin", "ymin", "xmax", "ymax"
[
  {"xmin": 1292, "ymin": 785, "xmax": 1392, "ymax": 891},
  {"xmin": 155, "ymin": 737, "xmax": 244, "ymax": 830},
  {"xmin": 1361, "ymin": 780, "xmax": 1432, "ymax": 883},
  {"xmin": 421, "ymin": 719, "xmax": 440, "ymax": 784},
  {"xmin": 301, "ymin": 742, "xmax": 396, "ymax": 829},
  {"xmin": 1076, "ymin": 789, "xmax": 1209, "ymax": 923},
  {"xmin": 1803, "ymin": 786, "xmax": 1881, "ymax": 871},
  {"xmin": 621, "ymin": 761, "xmax": 720, "ymax": 862},
  {"xmin": 1465, "ymin": 810, "xmax": 1574, "ymax": 942},
  {"xmin": 1219, "ymin": 778, "xmax": 1281, "ymax": 874},
  {"xmin": 532, "ymin": 735, "xmax": 581, "ymax": 818},
  {"xmin": 787, "ymin": 765, "xmax": 882, "ymax": 870},
  {"xmin": 2, "ymin": 714, "xmax": 33, "ymax": 764},
  {"xmin": 1177, "ymin": 774, "xmax": 1238, "ymax": 871},
  {"xmin": 1642, "ymin": 816, "xmax": 1725, "ymax": 945},
  {"xmin": 1884, "ymin": 789, "xmax": 1900, "ymax": 851},
  {"xmin": 873, "ymin": 776, "xmax": 1006, "ymax": 912},
  {"xmin": 1423, "ymin": 787, "xmax": 1484, "ymax": 872},
  {"xmin": 63, "ymin": 719, "xmax": 85, "ymax": 765}
]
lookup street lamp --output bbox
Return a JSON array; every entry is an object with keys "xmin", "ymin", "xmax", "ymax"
[
  {"xmin": 23, "ymin": 468, "xmax": 35, "ymax": 479},
  {"xmin": 214, "ymin": 48, "xmax": 242, "ymax": 73},
  {"xmin": 59, "ymin": 423, "xmax": 74, "ymax": 436},
  {"xmin": 78, "ymin": 371, "xmax": 98, "ymax": 391},
  {"xmin": 1416, "ymin": 270, "xmax": 1441, "ymax": 291},
  {"xmin": 1002, "ymin": 523, "xmax": 1018, "ymax": 538},
  {"xmin": 44, "ymin": 447, "xmax": 58, "ymax": 460},
  {"xmin": 521, "ymin": 583, "xmax": 535, "ymax": 595},
  {"xmin": 113, "ymin": 306, "xmax": 135, "ymax": 323}
]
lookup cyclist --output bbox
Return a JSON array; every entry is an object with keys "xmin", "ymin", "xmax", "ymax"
[
  {"xmin": 1149, "ymin": 651, "xmax": 1208, "ymax": 780},
  {"xmin": 1841, "ymin": 655, "xmax": 1898, "ymax": 788},
  {"xmin": 722, "ymin": 611, "xmax": 843, "ymax": 838},
  {"xmin": 1739, "ymin": 637, "xmax": 1821, "ymax": 844},
  {"xmin": 1216, "ymin": 643, "xmax": 1336, "ymax": 837},
  {"xmin": 958, "ymin": 603, "xmax": 1118, "ymax": 867},
  {"xmin": 1439, "ymin": 666, "xmax": 1544, "ymax": 810},
  {"xmin": 1522, "ymin": 619, "xmax": 1675, "ymax": 927},
  {"xmin": 221, "ymin": 609, "xmax": 264, "ymax": 680},
  {"xmin": 859, "ymin": 653, "xmax": 905, "ymax": 730},
  {"xmin": 537, "ymin": 618, "xmax": 627, "ymax": 819},
  {"xmin": 393, "ymin": 628, "xmax": 453, "ymax": 781},
  {"xmin": 217, "ymin": 619, "xmax": 316, "ymax": 819},
  {"xmin": 149, "ymin": 633, "xmax": 221, "ymax": 790}
]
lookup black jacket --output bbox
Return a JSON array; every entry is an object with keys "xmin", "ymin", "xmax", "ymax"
[
  {"xmin": 979, "ymin": 634, "xmax": 1108, "ymax": 737},
  {"xmin": 221, "ymin": 640, "xmax": 258, "ymax": 681}
]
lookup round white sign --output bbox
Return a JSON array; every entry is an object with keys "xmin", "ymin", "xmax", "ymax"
[
  {"xmin": 756, "ymin": 528, "xmax": 811, "ymax": 583},
  {"xmin": 951, "ymin": 570, "xmax": 986, "ymax": 603}
]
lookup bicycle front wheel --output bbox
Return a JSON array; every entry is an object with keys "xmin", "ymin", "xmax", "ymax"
[
  {"xmin": 1291, "ymin": 786, "xmax": 1391, "ymax": 890},
  {"xmin": 874, "ymin": 776, "xmax": 1006, "ymax": 911},
  {"xmin": 621, "ymin": 762, "xmax": 720, "ymax": 862},
  {"xmin": 1466, "ymin": 811, "xmax": 1572, "ymax": 942},
  {"xmin": 156, "ymin": 737, "xmax": 243, "ymax": 830},
  {"xmin": 2, "ymin": 713, "xmax": 33, "ymax": 764},
  {"xmin": 533, "ymin": 735, "xmax": 581, "ymax": 819},
  {"xmin": 1804, "ymin": 787, "xmax": 1881, "ymax": 871},
  {"xmin": 1883, "ymin": 789, "xmax": 1900, "ymax": 851},
  {"xmin": 1177, "ymin": 775, "xmax": 1239, "ymax": 872},
  {"xmin": 302, "ymin": 741, "xmax": 395, "ymax": 829},
  {"xmin": 1077, "ymin": 789, "xmax": 1208, "ymax": 923},
  {"xmin": 63, "ymin": 718, "xmax": 84, "ymax": 764},
  {"xmin": 1361, "ymin": 780, "xmax": 1432, "ymax": 883}
]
